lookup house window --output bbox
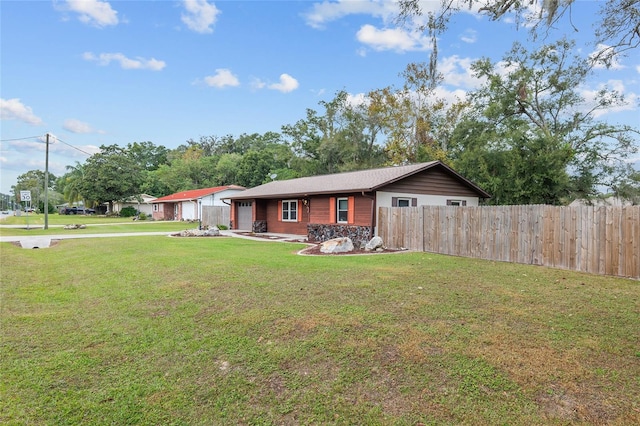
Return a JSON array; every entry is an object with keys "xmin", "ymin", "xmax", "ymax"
[
  {"xmin": 282, "ymin": 200, "xmax": 297, "ymax": 222},
  {"xmin": 392, "ymin": 197, "xmax": 417, "ymax": 207},
  {"xmin": 153, "ymin": 204, "xmax": 158, "ymax": 211},
  {"xmin": 446, "ymin": 200, "xmax": 467, "ymax": 206},
  {"xmin": 337, "ymin": 198, "xmax": 348, "ymax": 223}
]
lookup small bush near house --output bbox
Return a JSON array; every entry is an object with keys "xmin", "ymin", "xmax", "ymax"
[
  {"xmin": 137, "ymin": 213, "xmax": 147, "ymax": 221},
  {"xmin": 217, "ymin": 224, "xmax": 228, "ymax": 230},
  {"xmin": 119, "ymin": 206, "xmax": 137, "ymax": 217}
]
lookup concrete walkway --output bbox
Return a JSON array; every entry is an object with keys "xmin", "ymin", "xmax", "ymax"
[{"xmin": 0, "ymin": 229, "xmax": 308, "ymax": 249}]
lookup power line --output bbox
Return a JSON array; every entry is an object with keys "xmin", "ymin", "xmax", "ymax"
[
  {"xmin": 0, "ymin": 133, "xmax": 93, "ymax": 156},
  {"xmin": 54, "ymin": 137, "xmax": 93, "ymax": 156},
  {"xmin": 0, "ymin": 135, "xmax": 44, "ymax": 142}
]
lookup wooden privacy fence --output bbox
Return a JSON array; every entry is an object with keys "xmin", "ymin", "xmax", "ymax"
[
  {"xmin": 377, "ymin": 205, "xmax": 640, "ymax": 279},
  {"xmin": 201, "ymin": 206, "xmax": 230, "ymax": 228}
]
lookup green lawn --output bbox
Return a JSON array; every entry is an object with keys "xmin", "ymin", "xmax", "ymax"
[
  {"xmin": 0, "ymin": 215, "xmax": 196, "ymax": 237},
  {"xmin": 1, "ymin": 236, "xmax": 638, "ymax": 425}
]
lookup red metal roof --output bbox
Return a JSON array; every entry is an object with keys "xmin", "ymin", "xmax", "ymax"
[{"xmin": 153, "ymin": 185, "xmax": 244, "ymax": 203}]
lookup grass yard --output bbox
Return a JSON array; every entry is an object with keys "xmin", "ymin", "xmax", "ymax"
[
  {"xmin": 1, "ymin": 236, "xmax": 638, "ymax": 425},
  {"xmin": 0, "ymin": 215, "xmax": 196, "ymax": 237}
]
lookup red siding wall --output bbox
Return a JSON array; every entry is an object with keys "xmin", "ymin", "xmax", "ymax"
[
  {"xmin": 265, "ymin": 198, "xmax": 308, "ymax": 234},
  {"xmin": 246, "ymin": 194, "xmax": 374, "ymax": 234}
]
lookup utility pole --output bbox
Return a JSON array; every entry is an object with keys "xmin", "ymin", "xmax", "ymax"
[{"xmin": 44, "ymin": 133, "xmax": 50, "ymax": 230}]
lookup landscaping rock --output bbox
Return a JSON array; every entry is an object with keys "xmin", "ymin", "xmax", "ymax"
[
  {"xmin": 205, "ymin": 226, "xmax": 220, "ymax": 236},
  {"xmin": 63, "ymin": 224, "xmax": 86, "ymax": 230},
  {"xmin": 320, "ymin": 237, "xmax": 354, "ymax": 254},
  {"xmin": 174, "ymin": 227, "xmax": 221, "ymax": 237},
  {"xmin": 365, "ymin": 236, "xmax": 384, "ymax": 251}
]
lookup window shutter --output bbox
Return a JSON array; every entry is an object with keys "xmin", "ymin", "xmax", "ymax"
[
  {"xmin": 462, "ymin": 200, "xmax": 467, "ymax": 206},
  {"xmin": 230, "ymin": 203, "xmax": 235, "ymax": 227},
  {"xmin": 329, "ymin": 197, "xmax": 336, "ymax": 223},
  {"xmin": 347, "ymin": 196, "xmax": 355, "ymax": 224},
  {"xmin": 411, "ymin": 198, "xmax": 417, "ymax": 207},
  {"xmin": 278, "ymin": 200, "xmax": 282, "ymax": 221},
  {"xmin": 392, "ymin": 197, "xmax": 398, "ymax": 207},
  {"xmin": 297, "ymin": 200, "xmax": 302, "ymax": 222}
]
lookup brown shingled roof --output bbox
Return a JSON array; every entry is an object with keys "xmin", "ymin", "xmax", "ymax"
[{"xmin": 229, "ymin": 161, "xmax": 490, "ymax": 199}]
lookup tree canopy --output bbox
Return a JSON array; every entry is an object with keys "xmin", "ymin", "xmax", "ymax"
[
  {"xmin": 78, "ymin": 145, "xmax": 144, "ymax": 211},
  {"xmin": 398, "ymin": 0, "xmax": 640, "ymax": 65},
  {"xmin": 447, "ymin": 38, "xmax": 638, "ymax": 204}
]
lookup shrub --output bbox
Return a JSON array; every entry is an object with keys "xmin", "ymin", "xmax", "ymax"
[
  {"xmin": 120, "ymin": 206, "xmax": 138, "ymax": 217},
  {"xmin": 138, "ymin": 212, "xmax": 147, "ymax": 221},
  {"xmin": 217, "ymin": 224, "xmax": 228, "ymax": 230}
]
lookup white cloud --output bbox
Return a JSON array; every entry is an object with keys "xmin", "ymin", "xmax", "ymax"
[
  {"xmin": 432, "ymin": 86, "xmax": 468, "ymax": 105},
  {"xmin": 204, "ymin": 69, "xmax": 240, "ymax": 88},
  {"xmin": 83, "ymin": 52, "xmax": 166, "ymax": 71},
  {"xmin": 63, "ymin": 119, "xmax": 94, "ymax": 134},
  {"xmin": 250, "ymin": 78, "xmax": 266, "ymax": 90},
  {"xmin": 589, "ymin": 44, "xmax": 625, "ymax": 70},
  {"xmin": 0, "ymin": 98, "xmax": 43, "ymax": 126},
  {"xmin": 346, "ymin": 92, "xmax": 368, "ymax": 107},
  {"xmin": 304, "ymin": 0, "xmax": 398, "ymax": 29},
  {"xmin": 181, "ymin": 0, "xmax": 220, "ymax": 34},
  {"xmin": 268, "ymin": 74, "xmax": 299, "ymax": 93},
  {"xmin": 580, "ymin": 79, "xmax": 638, "ymax": 118},
  {"xmin": 459, "ymin": 28, "xmax": 477, "ymax": 44},
  {"xmin": 62, "ymin": 0, "xmax": 119, "ymax": 27},
  {"xmin": 356, "ymin": 24, "xmax": 431, "ymax": 52},
  {"xmin": 636, "ymin": 65, "xmax": 640, "ymax": 74},
  {"xmin": 439, "ymin": 55, "xmax": 483, "ymax": 89}
]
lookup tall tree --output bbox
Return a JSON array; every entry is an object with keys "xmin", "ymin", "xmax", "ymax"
[
  {"xmin": 282, "ymin": 90, "xmax": 386, "ymax": 175},
  {"xmin": 126, "ymin": 141, "xmax": 169, "ymax": 171},
  {"xmin": 79, "ymin": 145, "xmax": 143, "ymax": 212},
  {"xmin": 59, "ymin": 162, "xmax": 90, "ymax": 207},
  {"xmin": 612, "ymin": 168, "xmax": 640, "ymax": 205},
  {"xmin": 450, "ymin": 39, "xmax": 639, "ymax": 204},
  {"xmin": 12, "ymin": 169, "xmax": 58, "ymax": 211},
  {"xmin": 373, "ymin": 62, "xmax": 466, "ymax": 164}
]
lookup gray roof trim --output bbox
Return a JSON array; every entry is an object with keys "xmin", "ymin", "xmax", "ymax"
[{"xmin": 229, "ymin": 161, "xmax": 491, "ymax": 200}]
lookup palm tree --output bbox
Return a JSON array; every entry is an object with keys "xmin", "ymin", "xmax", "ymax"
[{"xmin": 61, "ymin": 162, "xmax": 91, "ymax": 207}]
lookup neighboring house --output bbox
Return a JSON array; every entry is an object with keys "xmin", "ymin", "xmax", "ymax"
[
  {"xmin": 569, "ymin": 196, "xmax": 633, "ymax": 207},
  {"xmin": 227, "ymin": 161, "xmax": 491, "ymax": 243},
  {"xmin": 152, "ymin": 185, "xmax": 245, "ymax": 221},
  {"xmin": 107, "ymin": 194, "xmax": 157, "ymax": 216}
]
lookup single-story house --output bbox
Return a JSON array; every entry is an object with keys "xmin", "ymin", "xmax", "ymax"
[
  {"xmin": 152, "ymin": 185, "xmax": 245, "ymax": 221},
  {"xmin": 227, "ymin": 161, "xmax": 491, "ymax": 244},
  {"xmin": 107, "ymin": 194, "xmax": 157, "ymax": 216}
]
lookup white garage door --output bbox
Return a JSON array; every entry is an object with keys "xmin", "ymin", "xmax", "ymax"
[
  {"xmin": 182, "ymin": 202, "xmax": 196, "ymax": 220},
  {"xmin": 237, "ymin": 202, "xmax": 252, "ymax": 230}
]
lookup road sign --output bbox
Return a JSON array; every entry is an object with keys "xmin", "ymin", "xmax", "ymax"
[{"xmin": 20, "ymin": 190, "xmax": 31, "ymax": 202}]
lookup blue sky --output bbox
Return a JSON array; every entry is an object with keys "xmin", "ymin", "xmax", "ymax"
[{"xmin": 1, "ymin": 0, "xmax": 638, "ymax": 195}]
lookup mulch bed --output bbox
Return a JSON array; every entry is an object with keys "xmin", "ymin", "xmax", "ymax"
[{"xmin": 236, "ymin": 232, "xmax": 407, "ymax": 255}]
